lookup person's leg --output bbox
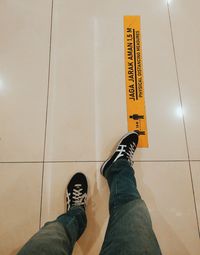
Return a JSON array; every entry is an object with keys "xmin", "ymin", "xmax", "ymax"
[
  {"xmin": 99, "ymin": 132, "xmax": 162, "ymax": 255},
  {"xmin": 17, "ymin": 207, "xmax": 86, "ymax": 255},
  {"xmin": 17, "ymin": 172, "xmax": 88, "ymax": 255}
]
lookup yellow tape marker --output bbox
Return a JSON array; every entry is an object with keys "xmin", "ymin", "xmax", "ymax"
[{"xmin": 124, "ymin": 16, "xmax": 148, "ymax": 148}]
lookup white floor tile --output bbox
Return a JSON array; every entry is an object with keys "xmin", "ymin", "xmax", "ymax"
[
  {"xmin": 0, "ymin": 163, "xmax": 42, "ymax": 255},
  {"xmin": 45, "ymin": 0, "xmax": 187, "ymax": 161},
  {"xmin": 1, "ymin": 1, "xmax": 199, "ymax": 254},
  {"xmin": 41, "ymin": 161, "xmax": 200, "ymax": 255},
  {"xmin": 135, "ymin": 161, "xmax": 200, "ymax": 255},
  {"xmin": 0, "ymin": 0, "xmax": 51, "ymax": 162},
  {"xmin": 190, "ymin": 161, "xmax": 200, "ymax": 229},
  {"xmin": 169, "ymin": 0, "xmax": 200, "ymax": 160}
]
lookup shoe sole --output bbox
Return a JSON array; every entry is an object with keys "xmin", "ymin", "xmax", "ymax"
[{"xmin": 100, "ymin": 131, "xmax": 138, "ymax": 175}]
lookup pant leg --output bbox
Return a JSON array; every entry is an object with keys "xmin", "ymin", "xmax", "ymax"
[
  {"xmin": 17, "ymin": 207, "xmax": 87, "ymax": 255},
  {"xmin": 99, "ymin": 159, "xmax": 162, "ymax": 255}
]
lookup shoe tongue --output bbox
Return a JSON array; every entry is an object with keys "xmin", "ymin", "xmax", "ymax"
[{"xmin": 75, "ymin": 184, "xmax": 81, "ymax": 188}]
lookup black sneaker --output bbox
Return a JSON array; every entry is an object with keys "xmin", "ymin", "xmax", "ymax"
[
  {"xmin": 66, "ymin": 172, "xmax": 88, "ymax": 211},
  {"xmin": 100, "ymin": 131, "xmax": 139, "ymax": 176}
]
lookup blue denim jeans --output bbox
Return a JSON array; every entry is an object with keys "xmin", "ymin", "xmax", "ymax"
[{"xmin": 17, "ymin": 159, "xmax": 162, "ymax": 255}]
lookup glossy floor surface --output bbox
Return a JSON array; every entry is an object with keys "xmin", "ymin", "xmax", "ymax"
[{"xmin": 0, "ymin": 0, "xmax": 200, "ymax": 254}]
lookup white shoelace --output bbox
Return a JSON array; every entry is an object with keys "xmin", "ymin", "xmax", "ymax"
[
  {"xmin": 126, "ymin": 142, "xmax": 136, "ymax": 165},
  {"xmin": 67, "ymin": 184, "xmax": 87, "ymax": 209}
]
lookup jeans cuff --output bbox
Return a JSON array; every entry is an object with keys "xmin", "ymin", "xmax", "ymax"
[{"xmin": 104, "ymin": 159, "xmax": 132, "ymax": 179}]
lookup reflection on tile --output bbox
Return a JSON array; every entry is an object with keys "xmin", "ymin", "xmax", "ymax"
[
  {"xmin": 0, "ymin": 163, "xmax": 42, "ymax": 255},
  {"xmin": 190, "ymin": 161, "xmax": 200, "ymax": 228},
  {"xmin": 41, "ymin": 161, "xmax": 200, "ymax": 254},
  {"xmin": 0, "ymin": 0, "xmax": 51, "ymax": 161},
  {"xmin": 45, "ymin": 0, "xmax": 187, "ymax": 161},
  {"xmin": 169, "ymin": 0, "xmax": 200, "ymax": 160},
  {"xmin": 136, "ymin": 161, "xmax": 200, "ymax": 255}
]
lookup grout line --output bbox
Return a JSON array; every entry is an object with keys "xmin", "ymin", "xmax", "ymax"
[
  {"xmin": 1, "ymin": 159, "xmax": 200, "ymax": 164},
  {"xmin": 39, "ymin": 0, "xmax": 54, "ymax": 229},
  {"xmin": 42, "ymin": 159, "xmax": 193, "ymax": 163},
  {"xmin": 167, "ymin": 3, "xmax": 200, "ymax": 237},
  {"xmin": 0, "ymin": 161, "xmax": 44, "ymax": 164},
  {"xmin": 183, "ymin": 159, "xmax": 200, "ymax": 162}
]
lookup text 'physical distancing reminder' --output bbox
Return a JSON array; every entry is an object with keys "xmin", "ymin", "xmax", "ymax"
[{"xmin": 124, "ymin": 16, "xmax": 148, "ymax": 148}]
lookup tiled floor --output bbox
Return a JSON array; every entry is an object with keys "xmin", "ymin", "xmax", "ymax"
[{"xmin": 0, "ymin": 0, "xmax": 200, "ymax": 254}]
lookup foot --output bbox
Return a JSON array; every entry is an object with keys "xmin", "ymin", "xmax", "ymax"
[
  {"xmin": 100, "ymin": 131, "xmax": 139, "ymax": 176},
  {"xmin": 66, "ymin": 172, "xmax": 88, "ymax": 211}
]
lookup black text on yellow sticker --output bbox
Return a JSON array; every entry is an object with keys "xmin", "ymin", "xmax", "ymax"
[{"xmin": 124, "ymin": 16, "xmax": 148, "ymax": 148}]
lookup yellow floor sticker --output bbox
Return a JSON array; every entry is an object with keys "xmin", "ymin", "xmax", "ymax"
[{"xmin": 124, "ymin": 16, "xmax": 148, "ymax": 148}]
